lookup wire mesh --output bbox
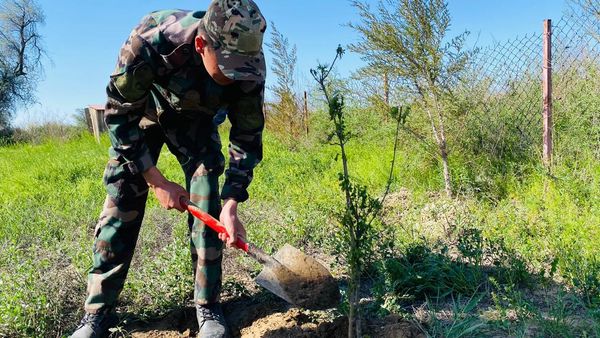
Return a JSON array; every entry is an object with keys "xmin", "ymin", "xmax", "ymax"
[
  {"xmin": 465, "ymin": 12, "xmax": 600, "ymax": 162},
  {"xmin": 551, "ymin": 12, "xmax": 600, "ymax": 161}
]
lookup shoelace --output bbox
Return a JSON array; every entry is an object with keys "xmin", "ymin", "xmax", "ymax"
[
  {"xmin": 76, "ymin": 313, "xmax": 103, "ymax": 331},
  {"xmin": 197, "ymin": 305, "xmax": 224, "ymax": 324}
]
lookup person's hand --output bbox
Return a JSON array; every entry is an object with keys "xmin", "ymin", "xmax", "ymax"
[
  {"xmin": 153, "ymin": 180, "xmax": 189, "ymax": 212},
  {"xmin": 219, "ymin": 198, "xmax": 247, "ymax": 247},
  {"xmin": 143, "ymin": 166, "xmax": 189, "ymax": 212}
]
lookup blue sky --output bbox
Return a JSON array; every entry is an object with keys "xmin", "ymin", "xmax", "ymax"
[{"xmin": 14, "ymin": 0, "xmax": 569, "ymax": 126}]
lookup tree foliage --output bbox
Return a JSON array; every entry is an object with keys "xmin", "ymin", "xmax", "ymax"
[
  {"xmin": 0, "ymin": 0, "xmax": 45, "ymax": 130},
  {"xmin": 349, "ymin": 0, "xmax": 471, "ymax": 91},
  {"xmin": 265, "ymin": 22, "xmax": 304, "ymax": 139}
]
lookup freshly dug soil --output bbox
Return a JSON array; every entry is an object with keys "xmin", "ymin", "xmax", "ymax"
[
  {"xmin": 123, "ymin": 302, "xmax": 343, "ymax": 338},
  {"xmin": 123, "ymin": 305, "xmax": 423, "ymax": 338},
  {"xmin": 239, "ymin": 308, "xmax": 346, "ymax": 338},
  {"xmin": 118, "ymin": 249, "xmax": 422, "ymax": 338}
]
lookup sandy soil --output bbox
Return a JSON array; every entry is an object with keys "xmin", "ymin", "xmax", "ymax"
[
  {"xmin": 117, "ymin": 248, "xmax": 422, "ymax": 338},
  {"xmin": 122, "ymin": 304, "xmax": 423, "ymax": 338}
]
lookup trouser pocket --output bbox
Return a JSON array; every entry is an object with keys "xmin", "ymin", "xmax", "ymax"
[{"xmin": 103, "ymin": 153, "xmax": 149, "ymax": 204}]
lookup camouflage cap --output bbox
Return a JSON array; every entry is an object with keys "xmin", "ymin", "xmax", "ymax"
[{"xmin": 201, "ymin": 0, "xmax": 267, "ymax": 82}]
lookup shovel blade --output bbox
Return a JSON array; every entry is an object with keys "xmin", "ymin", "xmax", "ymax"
[{"xmin": 255, "ymin": 244, "xmax": 340, "ymax": 310}]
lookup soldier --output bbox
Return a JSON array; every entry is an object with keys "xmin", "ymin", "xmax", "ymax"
[{"xmin": 71, "ymin": 1, "xmax": 266, "ymax": 337}]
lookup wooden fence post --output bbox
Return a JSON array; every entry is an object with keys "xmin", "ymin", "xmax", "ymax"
[
  {"xmin": 543, "ymin": 19, "xmax": 553, "ymax": 168},
  {"xmin": 263, "ymin": 102, "xmax": 267, "ymax": 125}
]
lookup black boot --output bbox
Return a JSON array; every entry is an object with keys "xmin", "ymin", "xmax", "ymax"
[
  {"xmin": 196, "ymin": 303, "xmax": 229, "ymax": 338},
  {"xmin": 70, "ymin": 311, "xmax": 119, "ymax": 338}
]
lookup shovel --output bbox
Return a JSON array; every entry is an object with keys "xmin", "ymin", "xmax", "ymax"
[{"xmin": 181, "ymin": 199, "xmax": 340, "ymax": 310}]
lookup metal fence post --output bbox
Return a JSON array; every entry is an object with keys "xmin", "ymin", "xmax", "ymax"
[{"xmin": 543, "ymin": 19, "xmax": 553, "ymax": 168}]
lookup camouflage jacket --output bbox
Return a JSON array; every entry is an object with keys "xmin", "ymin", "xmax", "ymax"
[{"xmin": 105, "ymin": 9, "xmax": 265, "ymax": 202}]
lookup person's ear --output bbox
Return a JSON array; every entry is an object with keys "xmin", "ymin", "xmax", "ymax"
[{"xmin": 195, "ymin": 35, "xmax": 205, "ymax": 55}]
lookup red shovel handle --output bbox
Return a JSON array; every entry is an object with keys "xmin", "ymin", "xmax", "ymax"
[{"xmin": 180, "ymin": 198, "xmax": 249, "ymax": 252}]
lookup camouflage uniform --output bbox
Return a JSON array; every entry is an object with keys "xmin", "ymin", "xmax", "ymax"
[{"xmin": 84, "ymin": 5, "xmax": 266, "ymax": 314}]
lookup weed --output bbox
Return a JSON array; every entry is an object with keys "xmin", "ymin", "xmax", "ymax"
[
  {"xmin": 415, "ymin": 293, "xmax": 487, "ymax": 338},
  {"xmin": 375, "ymin": 243, "xmax": 484, "ymax": 304}
]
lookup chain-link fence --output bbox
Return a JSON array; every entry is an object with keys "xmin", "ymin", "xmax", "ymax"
[
  {"xmin": 552, "ymin": 11, "xmax": 600, "ymax": 161},
  {"xmin": 465, "ymin": 10, "xmax": 600, "ymax": 164}
]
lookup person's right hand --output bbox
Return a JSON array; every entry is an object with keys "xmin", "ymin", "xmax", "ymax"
[
  {"xmin": 143, "ymin": 166, "xmax": 189, "ymax": 212},
  {"xmin": 152, "ymin": 180, "xmax": 189, "ymax": 212}
]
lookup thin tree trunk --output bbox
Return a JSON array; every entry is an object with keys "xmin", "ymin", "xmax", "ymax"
[
  {"xmin": 439, "ymin": 139, "xmax": 453, "ymax": 198},
  {"xmin": 304, "ymin": 91, "xmax": 309, "ymax": 136},
  {"xmin": 348, "ymin": 287, "xmax": 355, "ymax": 338},
  {"xmin": 432, "ymin": 95, "xmax": 453, "ymax": 198},
  {"xmin": 348, "ymin": 266, "xmax": 361, "ymax": 338},
  {"xmin": 355, "ymin": 278, "xmax": 362, "ymax": 338},
  {"xmin": 383, "ymin": 72, "xmax": 389, "ymax": 105},
  {"xmin": 424, "ymin": 106, "xmax": 453, "ymax": 198}
]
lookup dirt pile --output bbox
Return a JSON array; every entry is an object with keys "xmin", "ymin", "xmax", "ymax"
[
  {"xmin": 123, "ymin": 304, "xmax": 345, "ymax": 338},
  {"xmin": 120, "ymin": 249, "xmax": 422, "ymax": 338},
  {"xmin": 239, "ymin": 308, "xmax": 346, "ymax": 338},
  {"xmin": 124, "ymin": 306, "xmax": 423, "ymax": 338}
]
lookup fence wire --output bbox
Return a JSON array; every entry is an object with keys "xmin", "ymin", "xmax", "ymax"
[
  {"xmin": 465, "ymin": 11, "xmax": 600, "ymax": 162},
  {"xmin": 552, "ymin": 11, "xmax": 600, "ymax": 161}
]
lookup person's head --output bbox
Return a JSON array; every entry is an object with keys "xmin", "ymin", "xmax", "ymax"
[{"xmin": 195, "ymin": 0, "xmax": 267, "ymax": 86}]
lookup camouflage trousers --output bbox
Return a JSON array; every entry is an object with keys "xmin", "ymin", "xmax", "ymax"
[{"xmin": 84, "ymin": 109, "xmax": 226, "ymax": 314}]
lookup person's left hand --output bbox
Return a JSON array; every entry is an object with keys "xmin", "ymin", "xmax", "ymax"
[{"xmin": 219, "ymin": 198, "xmax": 247, "ymax": 247}]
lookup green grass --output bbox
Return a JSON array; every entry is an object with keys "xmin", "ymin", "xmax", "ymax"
[{"xmin": 0, "ymin": 104, "xmax": 599, "ymax": 336}]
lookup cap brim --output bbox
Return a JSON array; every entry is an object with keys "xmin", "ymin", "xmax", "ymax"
[{"xmin": 215, "ymin": 48, "xmax": 266, "ymax": 82}]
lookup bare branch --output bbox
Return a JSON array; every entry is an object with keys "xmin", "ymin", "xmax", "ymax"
[{"xmin": 0, "ymin": 0, "xmax": 46, "ymax": 128}]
